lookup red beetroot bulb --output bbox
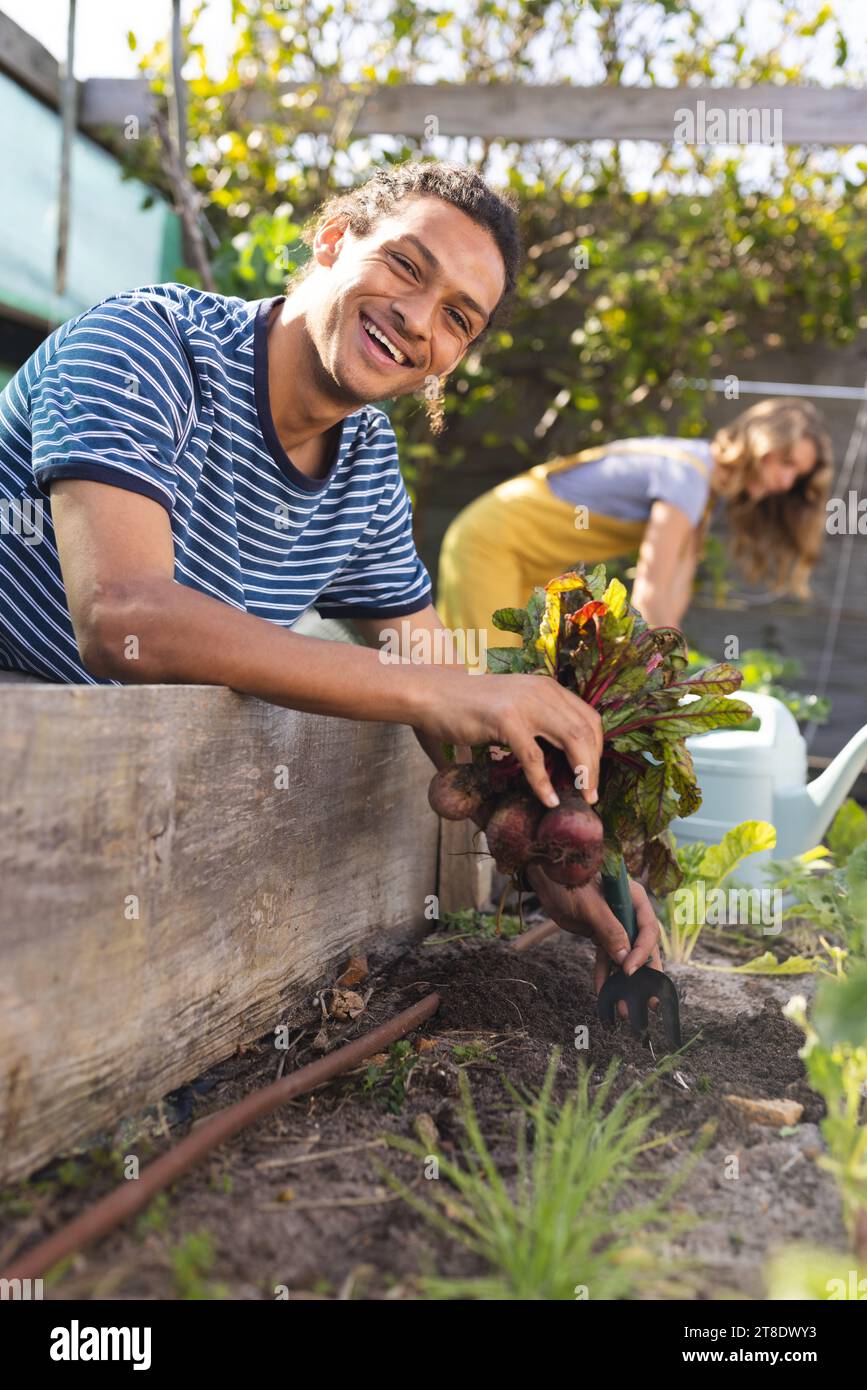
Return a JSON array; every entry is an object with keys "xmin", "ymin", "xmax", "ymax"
[
  {"xmin": 428, "ymin": 764, "xmax": 489, "ymax": 822},
  {"xmin": 484, "ymin": 792, "xmax": 543, "ymax": 874},
  {"xmin": 535, "ymin": 795, "xmax": 604, "ymax": 877}
]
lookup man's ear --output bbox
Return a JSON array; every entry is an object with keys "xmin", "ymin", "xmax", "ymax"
[{"xmin": 313, "ymin": 214, "xmax": 350, "ymax": 267}]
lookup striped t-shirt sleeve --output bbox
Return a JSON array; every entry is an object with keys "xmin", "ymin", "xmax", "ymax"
[
  {"xmin": 29, "ymin": 295, "xmax": 198, "ymax": 513},
  {"xmin": 314, "ymin": 418, "xmax": 433, "ymax": 619}
]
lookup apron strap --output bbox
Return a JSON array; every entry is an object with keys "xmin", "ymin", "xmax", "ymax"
[{"xmin": 535, "ymin": 438, "xmax": 711, "ymax": 480}]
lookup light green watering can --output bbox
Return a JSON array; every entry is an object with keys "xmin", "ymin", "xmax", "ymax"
[{"xmin": 671, "ymin": 690, "xmax": 867, "ymax": 885}]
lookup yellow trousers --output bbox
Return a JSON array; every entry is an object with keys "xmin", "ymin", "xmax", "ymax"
[{"xmin": 436, "ymin": 451, "xmax": 647, "ymax": 654}]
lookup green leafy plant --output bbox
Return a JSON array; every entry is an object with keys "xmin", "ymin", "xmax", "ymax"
[
  {"xmin": 765, "ymin": 1245, "xmax": 867, "ymax": 1301},
  {"xmin": 764, "ymin": 841, "xmax": 867, "ymax": 959},
  {"xmin": 423, "ymin": 908, "xmax": 523, "ymax": 944},
  {"xmin": 667, "ymin": 831, "xmax": 867, "ymax": 976},
  {"xmin": 784, "ymin": 967, "xmax": 867, "ymax": 1261},
  {"xmin": 828, "ymin": 799, "xmax": 867, "ymax": 866},
  {"xmin": 361, "ymin": 1040, "xmax": 420, "ymax": 1114},
  {"xmin": 450, "ymin": 1041, "xmax": 497, "ymax": 1067},
  {"xmin": 379, "ymin": 1049, "xmax": 698, "ymax": 1300},
  {"xmin": 725, "ymin": 946, "xmax": 843, "ymax": 977},
  {"xmin": 169, "ymin": 1230, "xmax": 230, "ymax": 1300},
  {"xmin": 687, "ymin": 647, "xmax": 830, "ymax": 726},
  {"xmin": 695, "ymin": 536, "xmax": 731, "ymax": 607},
  {"xmin": 660, "ymin": 820, "xmax": 777, "ymax": 963},
  {"xmin": 209, "ymin": 208, "xmax": 307, "ymax": 298},
  {"xmin": 134, "ymin": 1190, "xmax": 171, "ymax": 1238},
  {"xmin": 52, "ymin": 1160, "xmax": 92, "ymax": 1191}
]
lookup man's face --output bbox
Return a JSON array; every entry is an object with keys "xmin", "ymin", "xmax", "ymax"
[{"xmin": 305, "ymin": 196, "xmax": 507, "ymax": 406}]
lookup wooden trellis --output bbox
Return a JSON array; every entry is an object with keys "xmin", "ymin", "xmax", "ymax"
[{"xmin": 2, "ymin": 12, "xmax": 865, "ymax": 147}]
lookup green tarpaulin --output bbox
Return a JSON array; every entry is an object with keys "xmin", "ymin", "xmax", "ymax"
[{"xmin": 0, "ymin": 71, "xmax": 182, "ymax": 333}]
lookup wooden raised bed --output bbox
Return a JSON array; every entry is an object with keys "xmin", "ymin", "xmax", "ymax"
[{"xmin": 0, "ymin": 677, "xmax": 441, "ymax": 1182}]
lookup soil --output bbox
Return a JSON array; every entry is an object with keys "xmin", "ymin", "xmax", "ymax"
[{"xmin": 0, "ymin": 920, "xmax": 847, "ymax": 1301}]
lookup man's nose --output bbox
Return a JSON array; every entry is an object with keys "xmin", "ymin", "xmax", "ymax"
[{"xmin": 392, "ymin": 294, "xmax": 435, "ymax": 349}]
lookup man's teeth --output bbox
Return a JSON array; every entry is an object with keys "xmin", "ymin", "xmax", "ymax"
[{"xmin": 362, "ymin": 314, "xmax": 407, "ymax": 365}]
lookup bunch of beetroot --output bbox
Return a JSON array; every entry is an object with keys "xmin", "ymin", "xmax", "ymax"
[
  {"xmin": 428, "ymin": 564, "xmax": 753, "ymax": 896},
  {"xmin": 429, "ymin": 754, "xmax": 604, "ymax": 887}
]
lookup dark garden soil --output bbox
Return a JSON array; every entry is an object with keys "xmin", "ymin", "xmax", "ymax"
[{"xmin": 0, "ymin": 920, "xmax": 846, "ymax": 1301}]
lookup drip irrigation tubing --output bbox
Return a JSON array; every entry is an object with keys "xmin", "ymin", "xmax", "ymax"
[
  {"xmin": 510, "ymin": 919, "xmax": 559, "ymax": 952},
  {"xmin": 1, "ymin": 992, "xmax": 441, "ymax": 1283},
  {"xmin": 2, "ymin": 914, "xmax": 563, "ymax": 1283}
]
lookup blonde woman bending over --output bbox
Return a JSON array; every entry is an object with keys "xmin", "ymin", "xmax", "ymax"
[{"xmin": 437, "ymin": 397, "xmax": 832, "ymax": 650}]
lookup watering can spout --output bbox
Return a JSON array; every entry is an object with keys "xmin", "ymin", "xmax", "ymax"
[{"xmin": 774, "ymin": 722, "xmax": 867, "ymax": 858}]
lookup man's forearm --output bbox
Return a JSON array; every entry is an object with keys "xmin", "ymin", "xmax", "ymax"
[
  {"xmin": 84, "ymin": 577, "xmax": 439, "ymax": 724},
  {"xmin": 351, "ymin": 608, "xmax": 477, "ymax": 771}
]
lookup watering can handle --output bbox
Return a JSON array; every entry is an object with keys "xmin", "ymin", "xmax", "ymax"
[{"xmin": 600, "ymin": 857, "xmax": 638, "ymax": 947}]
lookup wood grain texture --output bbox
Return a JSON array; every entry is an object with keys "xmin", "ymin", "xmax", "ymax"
[
  {"xmin": 0, "ymin": 12, "xmax": 60, "ymax": 106},
  {"xmin": 346, "ymin": 83, "xmax": 867, "ymax": 145},
  {"xmin": 77, "ymin": 77, "xmax": 867, "ymax": 146},
  {"xmin": 438, "ymin": 819, "xmax": 493, "ymax": 915},
  {"xmin": 0, "ymin": 682, "xmax": 438, "ymax": 1181},
  {"xmin": 3, "ymin": 7, "xmax": 860, "ymax": 150}
]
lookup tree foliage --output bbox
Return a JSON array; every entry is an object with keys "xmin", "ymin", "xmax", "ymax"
[{"xmin": 120, "ymin": 0, "xmax": 867, "ymax": 516}]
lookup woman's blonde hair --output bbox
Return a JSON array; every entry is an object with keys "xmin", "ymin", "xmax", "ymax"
[{"xmin": 709, "ymin": 397, "xmax": 833, "ymax": 598}]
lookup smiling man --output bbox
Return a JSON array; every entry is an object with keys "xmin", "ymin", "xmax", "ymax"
[{"xmin": 0, "ymin": 158, "xmax": 662, "ymax": 985}]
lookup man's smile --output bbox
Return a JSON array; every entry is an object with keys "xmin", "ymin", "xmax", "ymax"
[{"xmin": 358, "ymin": 310, "xmax": 418, "ymax": 371}]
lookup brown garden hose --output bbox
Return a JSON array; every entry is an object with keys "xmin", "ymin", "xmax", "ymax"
[
  {"xmin": 510, "ymin": 919, "xmax": 558, "ymax": 952},
  {"xmin": 2, "ymin": 917, "xmax": 561, "ymax": 1284},
  {"xmin": 2, "ymin": 992, "xmax": 441, "ymax": 1283}
]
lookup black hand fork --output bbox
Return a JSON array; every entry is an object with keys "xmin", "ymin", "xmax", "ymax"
[{"xmin": 596, "ymin": 858, "xmax": 682, "ymax": 1049}]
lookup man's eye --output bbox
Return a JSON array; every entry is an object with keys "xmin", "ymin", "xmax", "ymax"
[
  {"xmin": 447, "ymin": 308, "xmax": 470, "ymax": 333},
  {"xmin": 390, "ymin": 251, "xmax": 417, "ymax": 277}
]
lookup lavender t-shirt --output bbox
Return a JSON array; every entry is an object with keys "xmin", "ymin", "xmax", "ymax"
[{"xmin": 546, "ymin": 438, "xmax": 713, "ymax": 527}]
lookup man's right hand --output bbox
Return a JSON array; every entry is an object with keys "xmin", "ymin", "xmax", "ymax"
[{"xmin": 411, "ymin": 666, "xmax": 602, "ymax": 809}]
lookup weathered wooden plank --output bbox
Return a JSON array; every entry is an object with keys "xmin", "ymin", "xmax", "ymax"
[
  {"xmin": 79, "ymin": 75, "xmax": 154, "ymax": 132},
  {"xmin": 3, "ymin": 0, "xmax": 861, "ymax": 149},
  {"xmin": 346, "ymin": 82, "xmax": 867, "ymax": 145},
  {"xmin": 0, "ymin": 683, "xmax": 439, "ymax": 1182},
  {"xmin": 438, "ymin": 818, "xmax": 493, "ymax": 915},
  {"xmin": 78, "ymin": 77, "xmax": 867, "ymax": 146},
  {"xmin": 0, "ymin": 12, "xmax": 59, "ymax": 106}
]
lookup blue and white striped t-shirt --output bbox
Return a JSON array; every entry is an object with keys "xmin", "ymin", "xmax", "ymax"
[{"xmin": 0, "ymin": 282, "xmax": 432, "ymax": 683}]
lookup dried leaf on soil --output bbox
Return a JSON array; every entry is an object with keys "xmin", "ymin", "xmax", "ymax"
[{"xmin": 336, "ymin": 956, "xmax": 369, "ymax": 987}]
